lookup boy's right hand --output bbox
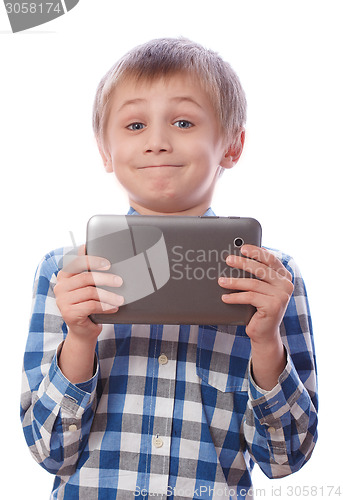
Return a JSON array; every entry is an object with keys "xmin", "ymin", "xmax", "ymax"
[{"xmin": 54, "ymin": 245, "xmax": 124, "ymax": 341}]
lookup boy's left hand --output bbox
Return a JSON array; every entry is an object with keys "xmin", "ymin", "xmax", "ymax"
[{"xmin": 218, "ymin": 245, "xmax": 294, "ymax": 344}]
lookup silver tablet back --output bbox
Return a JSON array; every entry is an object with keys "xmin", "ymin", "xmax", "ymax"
[{"xmin": 86, "ymin": 215, "xmax": 262, "ymax": 325}]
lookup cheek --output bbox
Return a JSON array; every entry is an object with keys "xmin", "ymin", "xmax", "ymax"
[
  {"xmin": 190, "ymin": 145, "xmax": 217, "ymax": 171},
  {"xmin": 183, "ymin": 140, "xmax": 207, "ymax": 163},
  {"xmin": 109, "ymin": 140, "xmax": 134, "ymax": 169},
  {"xmin": 186, "ymin": 133, "xmax": 217, "ymax": 159}
]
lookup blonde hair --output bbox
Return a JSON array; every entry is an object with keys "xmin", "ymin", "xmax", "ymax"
[{"xmin": 93, "ymin": 37, "xmax": 247, "ymax": 151}]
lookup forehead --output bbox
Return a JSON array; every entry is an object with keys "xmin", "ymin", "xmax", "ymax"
[{"xmin": 109, "ymin": 72, "xmax": 216, "ymax": 113}]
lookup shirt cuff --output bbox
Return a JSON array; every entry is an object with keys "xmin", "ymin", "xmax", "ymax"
[
  {"xmin": 248, "ymin": 348, "xmax": 303, "ymax": 426},
  {"xmin": 44, "ymin": 342, "xmax": 99, "ymax": 419}
]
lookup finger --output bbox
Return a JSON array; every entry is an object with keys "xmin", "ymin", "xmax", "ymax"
[
  {"xmin": 226, "ymin": 254, "xmax": 292, "ymax": 287},
  {"xmin": 240, "ymin": 245, "xmax": 292, "ymax": 281},
  {"xmin": 218, "ymin": 277, "xmax": 274, "ymax": 296},
  {"xmin": 67, "ymin": 286, "xmax": 125, "ymax": 307},
  {"xmin": 69, "ymin": 300, "xmax": 120, "ymax": 319},
  {"xmin": 221, "ymin": 288, "xmax": 291, "ymax": 325},
  {"xmin": 61, "ymin": 255, "xmax": 111, "ymax": 276},
  {"xmin": 61, "ymin": 271, "xmax": 123, "ymax": 292},
  {"xmin": 221, "ymin": 290, "xmax": 267, "ymax": 309},
  {"xmin": 226, "ymin": 254, "xmax": 278, "ymax": 284}
]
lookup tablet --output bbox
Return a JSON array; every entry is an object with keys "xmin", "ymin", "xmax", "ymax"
[{"xmin": 86, "ymin": 215, "xmax": 262, "ymax": 325}]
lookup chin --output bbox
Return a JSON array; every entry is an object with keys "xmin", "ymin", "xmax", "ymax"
[{"xmin": 135, "ymin": 196, "xmax": 188, "ymax": 215}]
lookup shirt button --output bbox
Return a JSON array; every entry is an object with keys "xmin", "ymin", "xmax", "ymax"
[
  {"xmin": 158, "ymin": 354, "xmax": 168, "ymax": 365},
  {"xmin": 268, "ymin": 426, "xmax": 276, "ymax": 433},
  {"xmin": 153, "ymin": 435, "xmax": 164, "ymax": 448},
  {"xmin": 68, "ymin": 424, "xmax": 78, "ymax": 432}
]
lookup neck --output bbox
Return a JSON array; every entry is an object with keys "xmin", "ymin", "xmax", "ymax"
[{"xmin": 129, "ymin": 200, "xmax": 212, "ymax": 216}]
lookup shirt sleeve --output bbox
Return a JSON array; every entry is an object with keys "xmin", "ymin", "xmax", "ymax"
[
  {"xmin": 20, "ymin": 249, "xmax": 99, "ymax": 476},
  {"xmin": 243, "ymin": 253, "xmax": 318, "ymax": 478}
]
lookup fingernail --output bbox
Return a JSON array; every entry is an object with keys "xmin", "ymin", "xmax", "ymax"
[
  {"xmin": 100, "ymin": 260, "xmax": 111, "ymax": 269},
  {"xmin": 226, "ymin": 255, "xmax": 235, "ymax": 264},
  {"xmin": 117, "ymin": 295, "xmax": 125, "ymax": 306},
  {"xmin": 218, "ymin": 277, "xmax": 228, "ymax": 285},
  {"xmin": 113, "ymin": 276, "xmax": 123, "ymax": 286}
]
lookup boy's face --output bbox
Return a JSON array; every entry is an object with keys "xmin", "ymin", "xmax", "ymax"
[{"xmin": 100, "ymin": 73, "xmax": 236, "ymax": 215}]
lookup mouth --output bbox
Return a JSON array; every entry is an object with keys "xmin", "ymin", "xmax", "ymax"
[{"xmin": 138, "ymin": 164, "xmax": 183, "ymax": 169}]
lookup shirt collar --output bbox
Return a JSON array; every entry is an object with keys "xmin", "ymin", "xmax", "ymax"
[{"xmin": 127, "ymin": 207, "xmax": 216, "ymax": 216}]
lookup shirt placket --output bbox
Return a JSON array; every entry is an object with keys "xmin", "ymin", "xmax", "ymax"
[{"xmin": 145, "ymin": 324, "xmax": 179, "ymax": 496}]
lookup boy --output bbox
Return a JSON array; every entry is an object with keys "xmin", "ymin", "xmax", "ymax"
[{"xmin": 21, "ymin": 38, "xmax": 318, "ymax": 500}]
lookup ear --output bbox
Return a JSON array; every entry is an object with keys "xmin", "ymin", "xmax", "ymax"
[
  {"xmin": 220, "ymin": 129, "xmax": 245, "ymax": 170},
  {"xmin": 96, "ymin": 137, "xmax": 113, "ymax": 173}
]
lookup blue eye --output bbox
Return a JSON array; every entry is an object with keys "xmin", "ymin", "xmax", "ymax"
[
  {"xmin": 174, "ymin": 120, "xmax": 193, "ymax": 129},
  {"xmin": 127, "ymin": 122, "xmax": 145, "ymax": 131}
]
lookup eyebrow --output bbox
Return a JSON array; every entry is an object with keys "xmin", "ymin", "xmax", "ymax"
[
  {"xmin": 170, "ymin": 96, "xmax": 203, "ymax": 109},
  {"xmin": 118, "ymin": 96, "xmax": 203, "ymax": 112},
  {"xmin": 118, "ymin": 98, "xmax": 145, "ymax": 111}
]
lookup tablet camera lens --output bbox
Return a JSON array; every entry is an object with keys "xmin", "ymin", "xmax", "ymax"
[{"xmin": 234, "ymin": 237, "xmax": 244, "ymax": 248}]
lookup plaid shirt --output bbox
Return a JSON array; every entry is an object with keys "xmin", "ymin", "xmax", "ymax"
[{"xmin": 21, "ymin": 209, "xmax": 318, "ymax": 500}]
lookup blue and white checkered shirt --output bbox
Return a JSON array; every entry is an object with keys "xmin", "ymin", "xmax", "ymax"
[{"xmin": 20, "ymin": 208, "xmax": 318, "ymax": 499}]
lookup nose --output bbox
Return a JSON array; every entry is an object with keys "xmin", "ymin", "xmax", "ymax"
[{"xmin": 144, "ymin": 124, "xmax": 173, "ymax": 154}]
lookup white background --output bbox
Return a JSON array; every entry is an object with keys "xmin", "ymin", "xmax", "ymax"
[{"xmin": 1, "ymin": 1, "xmax": 342, "ymax": 498}]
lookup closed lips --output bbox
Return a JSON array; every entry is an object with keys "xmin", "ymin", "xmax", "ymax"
[{"xmin": 139, "ymin": 165, "xmax": 183, "ymax": 168}]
